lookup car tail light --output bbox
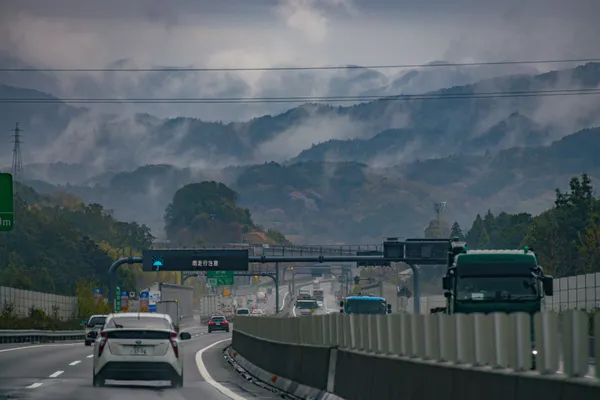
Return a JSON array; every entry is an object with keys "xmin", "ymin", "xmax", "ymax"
[
  {"xmin": 98, "ymin": 333, "xmax": 108, "ymax": 357},
  {"xmin": 222, "ymin": 321, "xmax": 228, "ymax": 325},
  {"xmin": 169, "ymin": 331, "xmax": 179, "ymax": 358},
  {"xmin": 208, "ymin": 321, "xmax": 214, "ymax": 325}
]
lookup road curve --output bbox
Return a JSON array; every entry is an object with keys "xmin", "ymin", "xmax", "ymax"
[{"xmin": 0, "ymin": 323, "xmax": 282, "ymax": 400}]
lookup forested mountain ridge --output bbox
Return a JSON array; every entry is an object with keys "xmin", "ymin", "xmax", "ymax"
[{"xmin": 3, "ymin": 62, "xmax": 600, "ymax": 175}]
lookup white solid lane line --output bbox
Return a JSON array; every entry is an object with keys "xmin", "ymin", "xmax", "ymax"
[
  {"xmin": 279, "ymin": 292, "xmax": 289, "ymax": 311},
  {"xmin": 49, "ymin": 371, "xmax": 64, "ymax": 378},
  {"xmin": 195, "ymin": 339, "xmax": 246, "ymax": 400},
  {"xmin": 0, "ymin": 343, "xmax": 80, "ymax": 353},
  {"xmin": 69, "ymin": 360, "xmax": 81, "ymax": 366},
  {"xmin": 26, "ymin": 382, "xmax": 43, "ymax": 389}
]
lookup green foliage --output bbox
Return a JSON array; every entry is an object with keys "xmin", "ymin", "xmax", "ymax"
[
  {"xmin": 165, "ymin": 181, "xmax": 261, "ymax": 246},
  {"xmin": 449, "ymin": 221, "xmax": 466, "ymax": 241},
  {"xmin": 75, "ymin": 280, "xmax": 112, "ymax": 318},
  {"xmin": 0, "ymin": 185, "xmax": 151, "ymax": 295},
  {"xmin": 464, "ymin": 173, "xmax": 600, "ymax": 277},
  {"xmin": 424, "ymin": 218, "xmax": 450, "ymax": 239},
  {"xmin": 266, "ymin": 229, "xmax": 291, "ymax": 245},
  {"xmin": 0, "ymin": 301, "xmax": 80, "ymax": 330}
]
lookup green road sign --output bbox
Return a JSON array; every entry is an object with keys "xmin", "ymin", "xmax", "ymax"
[
  {"xmin": 115, "ymin": 286, "xmax": 121, "ymax": 312},
  {"xmin": 207, "ymin": 270, "xmax": 234, "ymax": 286},
  {"xmin": 0, "ymin": 173, "xmax": 14, "ymax": 232}
]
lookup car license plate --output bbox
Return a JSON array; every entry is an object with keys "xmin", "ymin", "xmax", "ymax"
[
  {"xmin": 130, "ymin": 346, "xmax": 147, "ymax": 355},
  {"xmin": 215, "ymin": 322, "xmax": 221, "ymax": 325}
]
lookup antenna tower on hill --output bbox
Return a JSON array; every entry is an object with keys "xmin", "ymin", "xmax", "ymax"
[{"xmin": 434, "ymin": 201, "xmax": 447, "ymax": 222}]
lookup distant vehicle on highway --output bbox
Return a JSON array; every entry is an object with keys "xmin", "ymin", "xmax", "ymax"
[
  {"xmin": 208, "ymin": 315, "xmax": 230, "ymax": 333},
  {"xmin": 317, "ymin": 301, "xmax": 324, "ymax": 309},
  {"xmin": 256, "ymin": 291, "xmax": 267, "ymax": 302},
  {"xmin": 340, "ymin": 295, "xmax": 392, "ymax": 315},
  {"xmin": 313, "ymin": 288, "xmax": 325, "ymax": 302},
  {"xmin": 295, "ymin": 299, "xmax": 319, "ymax": 316},
  {"xmin": 92, "ymin": 312, "xmax": 191, "ymax": 388},
  {"xmin": 235, "ymin": 308, "xmax": 250, "ymax": 316},
  {"xmin": 84, "ymin": 314, "xmax": 107, "ymax": 346},
  {"xmin": 251, "ymin": 309, "xmax": 265, "ymax": 316}
]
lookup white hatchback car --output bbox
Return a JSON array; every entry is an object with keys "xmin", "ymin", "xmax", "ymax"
[{"xmin": 92, "ymin": 312, "xmax": 191, "ymax": 388}]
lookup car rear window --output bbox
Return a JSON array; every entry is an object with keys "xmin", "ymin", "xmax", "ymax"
[
  {"xmin": 106, "ymin": 330, "xmax": 171, "ymax": 339},
  {"xmin": 105, "ymin": 317, "xmax": 172, "ymax": 330},
  {"xmin": 88, "ymin": 316, "xmax": 106, "ymax": 326},
  {"xmin": 211, "ymin": 316, "xmax": 225, "ymax": 322}
]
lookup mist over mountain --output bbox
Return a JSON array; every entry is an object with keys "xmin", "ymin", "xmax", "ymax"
[
  {"xmin": 1, "ymin": 62, "xmax": 599, "ymax": 178},
  {"xmin": 2, "ymin": 58, "xmax": 600, "ymax": 243},
  {"xmin": 18, "ymin": 125, "xmax": 600, "ymax": 244},
  {"xmin": 0, "ymin": 54, "xmax": 539, "ymax": 122}
]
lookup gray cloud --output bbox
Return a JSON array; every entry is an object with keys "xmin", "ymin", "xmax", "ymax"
[{"xmin": 1, "ymin": 0, "xmax": 600, "ymax": 171}]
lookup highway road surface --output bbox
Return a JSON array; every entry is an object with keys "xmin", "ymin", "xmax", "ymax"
[
  {"xmin": 291, "ymin": 281, "xmax": 337, "ymax": 317},
  {"xmin": 0, "ymin": 323, "xmax": 283, "ymax": 400}
]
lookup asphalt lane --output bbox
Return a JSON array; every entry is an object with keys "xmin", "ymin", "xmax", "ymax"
[
  {"xmin": 291, "ymin": 281, "xmax": 337, "ymax": 317},
  {"xmin": 0, "ymin": 324, "xmax": 281, "ymax": 400}
]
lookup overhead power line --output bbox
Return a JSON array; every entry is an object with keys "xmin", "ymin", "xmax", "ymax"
[
  {"xmin": 0, "ymin": 58, "xmax": 599, "ymax": 73},
  {"xmin": 1, "ymin": 88, "xmax": 599, "ymax": 104}
]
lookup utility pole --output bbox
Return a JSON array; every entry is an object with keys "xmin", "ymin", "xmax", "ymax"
[{"xmin": 11, "ymin": 123, "xmax": 24, "ymax": 193}]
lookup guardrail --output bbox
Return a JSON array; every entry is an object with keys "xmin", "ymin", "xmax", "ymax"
[
  {"xmin": 0, "ymin": 329, "xmax": 85, "ymax": 343},
  {"xmin": 232, "ymin": 311, "xmax": 600, "ymax": 400},
  {"xmin": 258, "ymin": 244, "xmax": 381, "ymax": 257},
  {"xmin": 152, "ymin": 243, "xmax": 382, "ymax": 256}
]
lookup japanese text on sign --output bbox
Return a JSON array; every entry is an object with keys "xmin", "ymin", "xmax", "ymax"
[{"xmin": 192, "ymin": 260, "xmax": 219, "ymax": 268}]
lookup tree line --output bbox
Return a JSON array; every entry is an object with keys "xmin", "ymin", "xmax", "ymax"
[
  {"xmin": 0, "ymin": 184, "xmax": 154, "ymax": 295},
  {"xmin": 428, "ymin": 174, "xmax": 599, "ymax": 277},
  {"xmin": 164, "ymin": 181, "xmax": 290, "ymax": 247}
]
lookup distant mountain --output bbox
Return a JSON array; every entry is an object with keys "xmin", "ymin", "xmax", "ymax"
[
  {"xmin": 24, "ymin": 126, "xmax": 600, "ymax": 243},
  {"xmin": 4, "ymin": 62, "xmax": 600, "ymax": 183},
  {"xmin": 0, "ymin": 54, "xmax": 536, "ymax": 122},
  {"xmin": 293, "ymin": 62, "xmax": 600, "ymax": 164}
]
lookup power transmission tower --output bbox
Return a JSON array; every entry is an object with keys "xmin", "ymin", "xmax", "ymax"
[{"xmin": 11, "ymin": 123, "xmax": 24, "ymax": 193}]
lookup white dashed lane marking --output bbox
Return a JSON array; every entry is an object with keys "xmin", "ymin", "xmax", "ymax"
[
  {"xmin": 69, "ymin": 360, "xmax": 81, "ymax": 366},
  {"xmin": 49, "ymin": 371, "xmax": 64, "ymax": 378},
  {"xmin": 26, "ymin": 382, "xmax": 43, "ymax": 389}
]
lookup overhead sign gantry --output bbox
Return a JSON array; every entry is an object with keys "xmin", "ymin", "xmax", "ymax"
[
  {"xmin": 142, "ymin": 249, "xmax": 249, "ymax": 272},
  {"xmin": 108, "ymin": 238, "xmax": 452, "ymax": 314}
]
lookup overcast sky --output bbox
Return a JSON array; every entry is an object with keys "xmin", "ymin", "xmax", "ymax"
[
  {"xmin": 2, "ymin": 0, "xmax": 598, "ymax": 68},
  {"xmin": 1, "ymin": 0, "xmax": 599, "ymax": 121}
]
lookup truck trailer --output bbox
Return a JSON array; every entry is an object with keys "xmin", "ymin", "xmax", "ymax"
[{"xmin": 158, "ymin": 283, "xmax": 194, "ymax": 325}]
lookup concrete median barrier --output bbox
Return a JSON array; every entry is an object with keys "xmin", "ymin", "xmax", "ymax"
[
  {"xmin": 333, "ymin": 349, "xmax": 518, "ymax": 400},
  {"xmin": 232, "ymin": 330, "xmax": 331, "ymax": 390},
  {"xmin": 332, "ymin": 349, "xmax": 600, "ymax": 400},
  {"xmin": 232, "ymin": 335, "xmax": 600, "ymax": 400},
  {"xmin": 232, "ymin": 311, "xmax": 600, "ymax": 400}
]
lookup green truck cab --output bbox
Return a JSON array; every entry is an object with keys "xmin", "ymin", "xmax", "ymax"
[
  {"xmin": 441, "ymin": 242, "xmax": 554, "ymax": 315},
  {"xmin": 440, "ymin": 241, "xmax": 554, "ymax": 369}
]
